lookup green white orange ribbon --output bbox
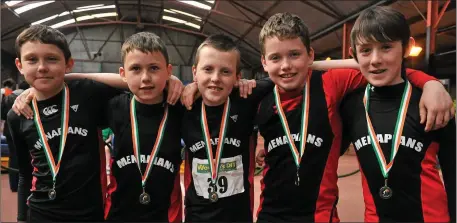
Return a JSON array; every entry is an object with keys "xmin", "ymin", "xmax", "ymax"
[
  {"xmin": 273, "ymin": 74, "xmax": 310, "ymax": 171},
  {"xmin": 363, "ymin": 81, "xmax": 412, "ymax": 178},
  {"xmin": 32, "ymin": 84, "xmax": 70, "ymax": 185},
  {"xmin": 130, "ymin": 97, "xmax": 168, "ymax": 188},
  {"xmin": 200, "ymin": 98, "xmax": 231, "ymax": 186}
]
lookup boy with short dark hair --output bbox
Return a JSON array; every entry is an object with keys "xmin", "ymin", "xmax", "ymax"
[
  {"xmin": 340, "ymin": 6, "xmax": 455, "ymax": 222},
  {"xmin": 254, "ymin": 12, "xmax": 453, "ymax": 222},
  {"xmin": 8, "ymin": 24, "xmax": 123, "ymax": 222},
  {"xmin": 2, "ymin": 79, "xmax": 16, "ymax": 97}
]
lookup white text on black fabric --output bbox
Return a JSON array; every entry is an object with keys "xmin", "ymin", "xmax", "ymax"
[
  {"xmin": 267, "ymin": 133, "xmax": 323, "ymax": 152},
  {"xmin": 353, "ymin": 134, "xmax": 423, "ymax": 152}
]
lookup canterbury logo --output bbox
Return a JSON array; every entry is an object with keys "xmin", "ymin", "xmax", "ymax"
[
  {"xmin": 230, "ymin": 115, "xmax": 238, "ymax": 122},
  {"xmin": 43, "ymin": 105, "xmax": 58, "ymax": 116},
  {"xmin": 71, "ymin": 104, "xmax": 79, "ymax": 112}
]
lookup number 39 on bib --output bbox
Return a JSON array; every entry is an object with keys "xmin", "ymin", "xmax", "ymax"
[{"xmin": 192, "ymin": 155, "xmax": 245, "ymax": 200}]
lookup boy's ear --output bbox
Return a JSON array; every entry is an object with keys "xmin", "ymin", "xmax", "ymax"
[
  {"xmin": 15, "ymin": 58, "xmax": 23, "ymax": 75},
  {"xmin": 307, "ymin": 47, "xmax": 315, "ymax": 65},
  {"xmin": 119, "ymin": 67, "xmax": 127, "ymax": 82},
  {"xmin": 261, "ymin": 56, "xmax": 267, "ymax": 72},
  {"xmin": 192, "ymin": 65, "xmax": 197, "ymax": 82},
  {"xmin": 65, "ymin": 58, "xmax": 74, "ymax": 73},
  {"xmin": 404, "ymin": 37, "xmax": 416, "ymax": 58},
  {"xmin": 236, "ymin": 71, "xmax": 241, "ymax": 81},
  {"xmin": 167, "ymin": 64, "xmax": 173, "ymax": 77}
]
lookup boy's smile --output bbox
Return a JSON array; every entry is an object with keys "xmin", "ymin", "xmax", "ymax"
[
  {"xmin": 261, "ymin": 36, "xmax": 314, "ymax": 93},
  {"xmin": 354, "ymin": 39, "xmax": 411, "ymax": 87},
  {"xmin": 193, "ymin": 46, "xmax": 239, "ymax": 106}
]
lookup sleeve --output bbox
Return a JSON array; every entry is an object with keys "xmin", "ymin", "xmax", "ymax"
[
  {"xmin": 81, "ymin": 79, "xmax": 125, "ymax": 128},
  {"xmin": 435, "ymin": 118, "xmax": 456, "ymax": 222},
  {"xmin": 322, "ymin": 68, "xmax": 368, "ymax": 103},
  {"xmin": 104, "ymin": 95, "xmax": 124, "ymax": 133},
  {"xmin": 404, "ymin": 68, "xmax": 438, "ymax": 88},
  {"xmin": 339, "ymin": 95, "xmax": 354, "ymax": 156},
  {"xmin": 7, "ymin": 111, "xmax": 33, "ymax": 222},
  {"xmin": 89, "ymin": 79, "xmax": 125, "ymax": 102},
  {"xmin": 246, "ymin": 78, "xmax": 274, "ymax": 106}
]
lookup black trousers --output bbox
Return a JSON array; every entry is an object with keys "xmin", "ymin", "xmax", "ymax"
[{"xmin": 27, "ymin": 208, "xmax": 105, "ymax": 222}]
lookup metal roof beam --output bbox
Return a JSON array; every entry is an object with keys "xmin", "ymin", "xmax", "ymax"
[
  {"xmin": 59, "ymin": 20, "xmax": 209, "ymax": 38},
  {"xmin": 162, "ymin": 29, "xmax": 186, "ymax": 64},
  {"xmin": 235, "ymin": 1, "xmax": 281, "ymax": 45},
  {"xmin": 317, "ymin": 0, "xmax": 343, "ymax": 18},
  {"xmin": 60, "ymin": 0, "xmax": 92, "ymax": 60},
  {"xmin": 206, "ymin": 20, "xmax": 260, "ymax": 54},
  {"xmin": 310, "ymin": 0, "xmax": 396, "ymax": 41},
  {"xmin": 229, "ymin": 0, "xmax": 268, "ymax": 22},
  {"xmin": 229, "ymin": 1, "xmax": 255, "ymax": 23},
  {"xmin": 199, "ymin": 0, "xmax": 219, "ymax": 33},
  {"xmin": 299, "ymin": 0, "xmax": 339, "ymax": 19},
  {"xmin": 114, "ymin": 0, "xmax": 123, "ymax": 19}
]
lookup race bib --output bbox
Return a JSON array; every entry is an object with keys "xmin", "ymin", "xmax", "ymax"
[{"xmin": 192, "ymin": 155, "xmax": 245, "ymax": 200}]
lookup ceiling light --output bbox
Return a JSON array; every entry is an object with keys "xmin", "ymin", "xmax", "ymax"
[
  {"xmin": 31, "ymin": 5, "xmax": 115, "ymax": 25},
  {"xmin": 76, "ymin": 12, "xmax": 117, "ymax": 22},
  {"xmin": 72, "ymin": 5, "xmax": 115, "ymax": 13},
  {"xmin": 164, "ymin": 9, "xmax": 176, "ymax": 14},
  {"xmin": 163, "ymin": 15, "xmax": 200, "ymax": 29},
  {"xmin": 59, "ymin": 11, "xmax": 70, "ymax": 16},
  {"xmin": 409, "ymin": 46, "xmax": 422, "ymax": 57},
  {"xmin": 14, "ymin": 1, "xmax": 54, "ymax": 14},
  {"xmin": 170, "ymin": 9, "xmax": 202, "ymax": 20},
  {"xmin": 50, "ymin": 18, "xmax": 76, "ymax": 28},
  {"xmin": 77, "ymin": 4, "xmax": 104, "ymax": 10},
  {"xmin": 205, "ymin": 0, "xmax": 215, "ymax": 4},
  {"xmin": 5, "ymin": 1, "xmax": 24, "ymax": 7},
  {"xmin": 49, "ymin": 12, "xmax": 117, "ymax": 28},
  {"xmin": 32, "ymin": 14, "xmax": 59, "ymax": 25},
  {"xmin": 177, "ymin": 0, "xmax": 211, "ymax": 10}
]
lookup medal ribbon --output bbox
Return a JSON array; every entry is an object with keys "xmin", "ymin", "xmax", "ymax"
[
  {"xmin": 273, "ymin": 74, "xmax": 310, "ymax": 170},
  {"xmin": 363, "ymin": 81, "xmax": 412, "ymax": 178},
  {"xmin": 130, "ymin": 97, "xmax": 168, "ymax": 187},
  {"xmin": 200, "ymin": 98, "xmax": 231, "ymax": 185},
  {"xmin": 32, "ymin": 84, "xmax": 70, "ymax": 184}
]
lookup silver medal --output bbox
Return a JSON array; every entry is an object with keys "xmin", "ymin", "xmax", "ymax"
[
  {"xmin": 48, "ymin": 189, "xmax": 57, "ymax": 200},
  {"xmin": 379, "ymin": 179, "xmax": 393, "ymax": 199},
  {"xmin": 379, "ymin": 186, "xmax": 393, "ymax": 199},
  {"xmin": 209, "ymin": 191, "xmax": 219, "ymax": 203},
  {"xmin": 139, "ymin": 192, "xmax": 151, "ymax": 205}
]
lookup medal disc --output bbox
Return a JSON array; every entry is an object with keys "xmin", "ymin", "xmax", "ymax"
[
  {"xmin": 379, "ymin": 186, "xmax": 393, "ymax": 199},
  {"xmin": 139, "ymin": 192, "xmax": 151, "ymax": 205},
  {"xmin": 48, "ymin": 189, "xmax": 57, "ymax": 200},
  {"xmin": 209, "ymin": 191, "xmax": 219, "ymax": 203}
]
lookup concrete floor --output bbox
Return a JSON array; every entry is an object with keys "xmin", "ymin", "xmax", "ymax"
[{"xmin": 1, "ymin": 155, "xmax": 364, "ymax": 222}]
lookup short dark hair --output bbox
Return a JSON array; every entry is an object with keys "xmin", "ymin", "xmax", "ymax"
[
  {"xmin": 15, "ymin": 24, "xmax": 72, "ymax": 62},
  {"xmin": 18, "ymin": 81, "xmax": 30, "ymax": 90},
  {"xmin": 121, "ymin": 32, "xmax": 169, "ymax": 65},
  {"xmin": 259, "ymin": 12, "xmax": 311, "ymax": 55},
  {"xmin": 194, "ymin": 34, "xmax": 241, "ymax": 74},
  {"xmin": 350, "ymin": 6, "xmax": 410, "ymax": 61},
  {"xmin": 2, "ymin": 79, "xmax": 15, "ymax": 88}
]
